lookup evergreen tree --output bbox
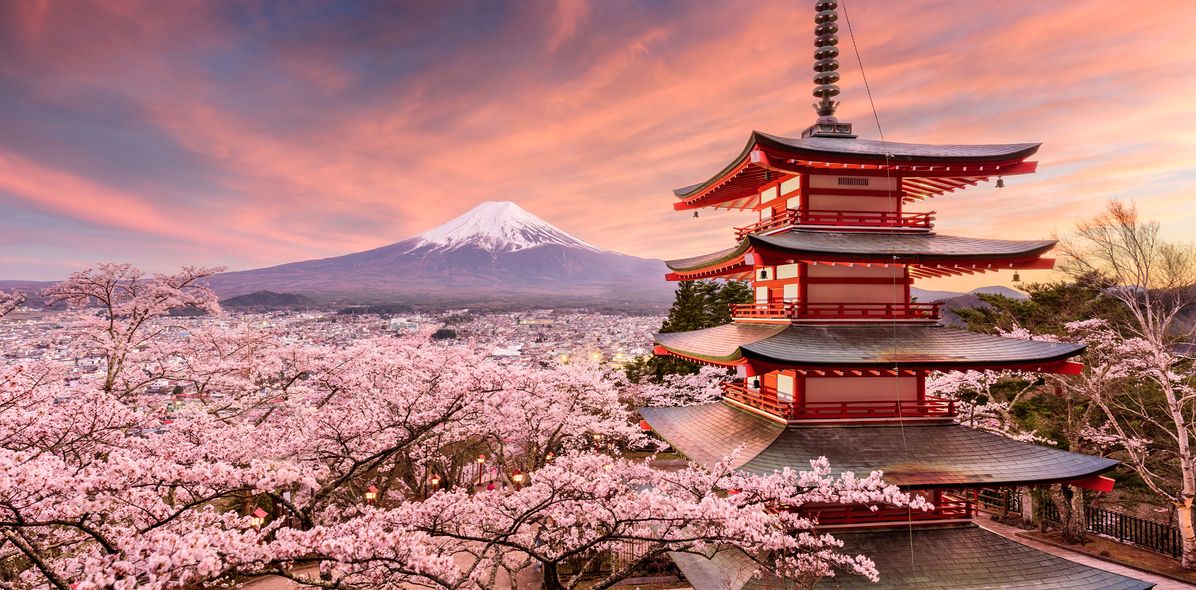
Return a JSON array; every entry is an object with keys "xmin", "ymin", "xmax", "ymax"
[{"xmin": 627, "ymin": 280, "xmax": 752, "ymax": 382}]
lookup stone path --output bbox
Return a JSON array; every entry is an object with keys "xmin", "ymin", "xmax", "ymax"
[{"xmin": 976, "ymin": 518, "xmax": 1196, "ymax": 590}]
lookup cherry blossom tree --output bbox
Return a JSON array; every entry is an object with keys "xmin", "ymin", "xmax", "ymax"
[
  {"xmin": 40, "ymin": 264, "xmax": 223, "ymax": 396},
  {"xmin": 270, "ymin": 453, "xmax": 923, "ymax": 590},
  {"xmin": 1060, "ymin": 201, "xmax": 1196, "ymax": 568},
  {"xmin": 624, "ymin": 365, "xmax": 728, "ymax": 409},
  {"xmin": 0, "ymin": 290, "xmax": 25, "ymax": 317},
  {"xmin": 0, "ymin": 263, "xmax": 915, "ymax": 588}
]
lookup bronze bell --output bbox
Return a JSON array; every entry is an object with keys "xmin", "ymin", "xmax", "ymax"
[
  {"xmin": 1012, "ymin": 271, "xmax": 1021, "ymax": 283},
  {"xmin": 995, "ymin": 177, "xmax": 1005, "ymax": 188},
  {"xmin": 693, "ymin": 210, "xmax": 699, "ymax": 218}
]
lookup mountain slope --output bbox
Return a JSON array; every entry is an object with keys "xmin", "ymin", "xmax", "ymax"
[{"xmin": 207, "ymin": 201, "xmax": 671, "ymax": 305}]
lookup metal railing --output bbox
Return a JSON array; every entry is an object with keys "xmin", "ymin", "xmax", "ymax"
[
  {"xmin": 722, "ymin": 382, "xmax": 957, "ymax": 420},
  {"xmin": 729, "ymin": 301, "xmax": 942, "ymax": 321},
  {"xmin": 734, "ymin": 209, "xmax": 935, "ymax": 239},
  {"xmin": 1041, "ymin": 501, "xmax": 1182, "ymax": 558}
]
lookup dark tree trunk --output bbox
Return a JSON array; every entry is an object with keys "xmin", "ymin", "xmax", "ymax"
[{"xmin": 1051, "ymin": 484, "xmax": 1087, "ymax": 544}]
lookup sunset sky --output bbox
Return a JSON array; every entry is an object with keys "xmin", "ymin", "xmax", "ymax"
[{"xmin": 2, "ymin": 0, "xmax": 1195, "ymax": 291}]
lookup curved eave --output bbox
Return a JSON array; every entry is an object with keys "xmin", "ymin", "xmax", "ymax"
[
  {"xmin": 739, "ymin": 324, "xmax": 1087, "ymax": 371},
  {"xmin": 673, "ymin": 130, "xmax": 1041, "ymax": 210},
  {"xmin": 640, "ymin": 403, "xmax": 1118, "ymax": 489},
  {"xmin": 748, "ymin": 231, "xmax": 1058, "ymax": 266},
  {"xmin": 653, "ymin": 323, "xmax": 788, "ymax": 365},
  {"xmin": 665, "ymin": 240, "xmax": 751, "ymax": 272}
]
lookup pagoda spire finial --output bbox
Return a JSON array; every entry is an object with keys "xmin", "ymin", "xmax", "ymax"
[{"xmin": 802, "ymin": 0, "xmax": 856, "ymax": 138}]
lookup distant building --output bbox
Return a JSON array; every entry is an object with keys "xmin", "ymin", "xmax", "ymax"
[
  {"xmin": 388, "ymin": 318, "xmax": 420, "ymax": 332},
  {"xmin": 490, "ymin": 344, "xmax": 523, "ymax": 358}
]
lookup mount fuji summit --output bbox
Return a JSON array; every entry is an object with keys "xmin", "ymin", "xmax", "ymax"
[{"xmin": 207, "ymin": 201, "xmax": 671, "ymax": 305}]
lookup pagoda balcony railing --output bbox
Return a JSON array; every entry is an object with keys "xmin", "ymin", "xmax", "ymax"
[
  {"xmin": 799, "ymin": 497, "xmax": 974, "ymax": 526},
  {"xmin": 730, "ymin": 301, "xmax": 941, "ymax": 321},
  {"xmin": 722, "ymin": 382, "xmax": 957, "ymax": 420},
  {"xmin": 734, "ymin": 209, "xmax": 935, "ymax": 239}
]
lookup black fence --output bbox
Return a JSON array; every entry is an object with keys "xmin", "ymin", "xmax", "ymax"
[{"xmin": 1041, "ymin": 500, "xmax": 1182, "ymax": 558}]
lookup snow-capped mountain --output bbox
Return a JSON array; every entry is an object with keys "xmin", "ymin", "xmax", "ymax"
[
  {"xmin": 410, "ymin": 201, "xmax": 601, "ymax": 253},
  {"xmin": 206, "ymin": 201, "xmax": 670, "ymax": 306}
]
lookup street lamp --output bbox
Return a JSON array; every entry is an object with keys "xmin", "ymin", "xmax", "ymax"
[
  {"xmin": 430, "ymin": 474, "xmax": 441, "ymax": 489},
  {"xmin": 364, "ymin": 484, "xmax": 378, "ymax": 504},
  {"xmin": 512, "ymin": 469, "xmax": 524, "ymax": 490}
]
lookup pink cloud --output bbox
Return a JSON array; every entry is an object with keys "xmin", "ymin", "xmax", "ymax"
[{"xmin": 0, "ymin": 0, "xmax": 1194, "ymax": 290}]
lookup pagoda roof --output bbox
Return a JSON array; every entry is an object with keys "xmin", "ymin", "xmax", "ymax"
[
  {"xmin": 638, "ymin": 403, "xmax": 1117, "ymax": 488},
  {"xmin": 673, "ymin": 131, "xmax": 1041, "ymax": 210},
  {"xmin": 653, "ymin": 323, "xmax": 787, "ymax": 363},
  {"xmin": 670, "ymin": 524, "xmax": 1153, "ymax": 590},
  {"xmin": 654, "ymin": 324, "xmax": 1084, "ymax": 371},
  {"xmin": 664, "ymin": 230, "xmax": 1055, "ymax": 275}
]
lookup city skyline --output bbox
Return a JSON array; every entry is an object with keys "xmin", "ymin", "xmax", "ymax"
[{"xmin": 2, "ymin": 0, "xmax": 1195, "ymax": 292}]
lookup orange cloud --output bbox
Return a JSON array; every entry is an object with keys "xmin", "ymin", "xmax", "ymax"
[{"xmin": 0, "ymin": 0, "xmax": 1193, "ymax": 289}]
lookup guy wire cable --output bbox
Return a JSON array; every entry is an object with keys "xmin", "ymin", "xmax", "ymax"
[{"xmin": 839, "ymin": 0, "xmax": 919, "ymax": 575}]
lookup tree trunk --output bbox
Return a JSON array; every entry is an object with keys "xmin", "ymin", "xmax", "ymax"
[
  {"xmin": 542, "ymin": 562, "xmax": 564, "ymax": 590},
  {"xmin": 1178, "ymin": 500, "xmax": 1196, "ymax": 570},
  {"xmin": 1049, "ymin": 485, "xmax": 1087, "ymax": 544}
]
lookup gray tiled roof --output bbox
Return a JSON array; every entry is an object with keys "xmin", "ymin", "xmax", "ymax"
[
  {"xmin": 665, "ymin": 231, "xmax": 1055, "ymax": 272},
  {"xmin": 640, "ymin": 403, "xmax": 1117, "ymax": 487},
  {"xmin": 673, "ymin": 131, "xmax": 1041, "ymax": 197},
  {"xmin": 654, "ymin": 323, "xmax": 787, "ymax": 362},
  {"xmin": 665, "ymin": 241, "xmax": 751, "ymax": 272},
  {"xmin": 654, "ymin": 324, "xmax": 1085, "ymax": 369},
  {"xmin": 749, "ymin": 230, "xmax": 1056, "ymax": 263},
  {"xmin": 671, "ymin": 524, "xmax": 1153, "ymax": 590},
  {"xmin": 739, "ymin": 324, "xmax": 1085, "ymax": 368},
  {"xmin": 756, "ymin": 131, "xmax": 1041, "ymax": 162}
]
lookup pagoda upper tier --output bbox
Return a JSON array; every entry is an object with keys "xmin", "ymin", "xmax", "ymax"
[
  {"xmin": 665, "ymin": 231, "xmax": 1057, "ymax": 281},
  {"xmin": 673, "ymin": 131, "xmax": 1039, "ymax": 211}
]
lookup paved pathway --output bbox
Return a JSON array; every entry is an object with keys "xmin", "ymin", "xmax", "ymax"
[{"xmin": 976, "ymin": 518, "xmax": 1196, "ymax": 590}]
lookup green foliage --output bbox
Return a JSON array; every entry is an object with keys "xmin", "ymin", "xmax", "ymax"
[
  {"xmin": 626, "ymin": 280, "xmax": 752, "ymax": 382},
  {"xmin": 431, "ymin": 328, "xmax": 458, "ymax": 340},
  {"xmin": 953, "ymin": 278, "xmax": 1128, "ymax": 336}
]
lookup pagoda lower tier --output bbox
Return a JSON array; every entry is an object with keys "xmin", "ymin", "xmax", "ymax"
[
  {"xmin": 639, "ymin": 402, "xmax": 1115, "ymax": 488},
  {"xmin": 670, "ymin": 524, "xmax": 1153, "ymax": 590}
]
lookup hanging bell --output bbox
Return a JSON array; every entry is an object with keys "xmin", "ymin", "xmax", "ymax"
[
  {"xmin": 760, "ymin": 269, "xmax": 768, "ymax": 280},
  {"xmin": 995, "ymin": 177, "xmax": 1005, "ymax": 188},
  {"xmin": 765, "ymin": 170, "xmax": 773, "ymax": 182},
  {"xmin": 693, "ymin": 211, "xmax": 699, "ymax": 218},
  {"xmin": 1012, "ymin": 271, "xmax": 1021, "ymax": 283}
]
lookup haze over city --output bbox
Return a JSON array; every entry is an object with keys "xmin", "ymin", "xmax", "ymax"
[{"xmin": 2, "ymin": 0, "xmax": 1195, "ymax": 292}]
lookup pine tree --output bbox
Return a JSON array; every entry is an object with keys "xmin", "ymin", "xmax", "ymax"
[{"xmin": 627, "ymin": 280, "xmax": 752, "ymax": 382}]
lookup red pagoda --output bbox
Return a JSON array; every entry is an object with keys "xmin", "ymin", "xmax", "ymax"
[{"xmin": 639, "ymin": 2, "xmax": 1153, "ymax": 588}]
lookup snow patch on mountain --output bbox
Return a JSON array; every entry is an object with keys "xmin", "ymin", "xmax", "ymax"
[{"xmin": 411, "ymin": 201, "xmax": 601, "ymax": 253}]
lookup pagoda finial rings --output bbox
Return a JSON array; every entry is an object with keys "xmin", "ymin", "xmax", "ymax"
[
  {"xmin": 814, "ymin": 71, "xmax": 840, "ymax": 85},
  {"xmin": 814, "ymin": 46, "xmax": 839, "ymax": 60},
  {"xmin": 814, "ymin": 34, "xmax": 839, "ymax": 48},
  {"xmin": 813, "ymin": 85, "xmax": 840, "ymax": 99},
  {"xmin": 815, "ymin": 22, "xmax": 839, "ymax": 36},
  {"xmin": 815, "ymin": 10, "xmax": 839, "ymax": 24},
  {"xmin": 814, "ymin": 58, "xmax": 839, "ymax": 72}
]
